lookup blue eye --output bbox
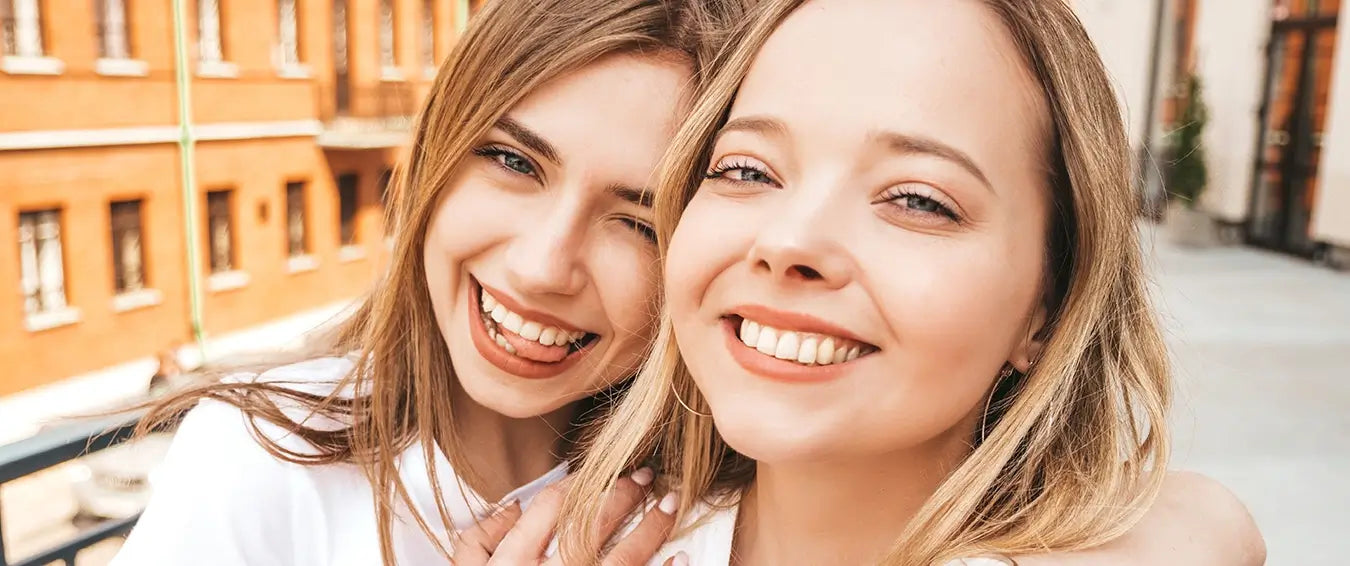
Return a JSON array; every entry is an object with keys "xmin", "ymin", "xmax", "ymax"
[
  {"xmin": 473, "ymin": 146, "xmax": 537, "ymax": 177},
  {"xmin": 878, "ymin": 186, "xmax": 962, "ymax": 223},
  {"xmin": 705, "ymin": 157, "xmax": 778, "ymax": 186}
]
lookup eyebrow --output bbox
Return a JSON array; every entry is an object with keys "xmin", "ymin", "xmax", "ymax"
[
  {"xmin": 608, "ymin": 184, "xmax": 654, "ymax": 208},
  {"xmin": 716, "ymin": 116, "xmax": 789, "ymax": 140},
  {"xmin": 494, "ymin": 116, "xmax": 560, "ymax": 164},
  {"xmin": 871, "ymin": 130, "xmax": 993, "ymax": 192}
]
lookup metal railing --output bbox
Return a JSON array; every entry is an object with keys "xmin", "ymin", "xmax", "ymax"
[
  {"xmin": 318, "ymin": 81, "xmax": 416, "ymax": 123},
  {"xmin": 0, "ymin": 411, "xmax": 146, "ymax": 566}
]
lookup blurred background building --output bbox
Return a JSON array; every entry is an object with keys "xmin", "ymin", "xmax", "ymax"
[
  {"xmin": 0, "ymin": 0, "xmax": 486, "ymax": 424},
  {"xmin": 1078, "ymin": 0, "xmax": 1350, "ymax": 263}
]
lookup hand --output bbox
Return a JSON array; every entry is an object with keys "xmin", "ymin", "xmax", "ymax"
[{"xmin": 452, "ymin": 468, "xmax": 688, "ymax": 566}]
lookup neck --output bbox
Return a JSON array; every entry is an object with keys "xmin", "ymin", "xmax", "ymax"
[
  {"xmin": 734, "ymin": 434, "xmax": 973, "ymax": 566},
  {"xmin": 449, "ymin": 383, "xmax": 577, "ymax": 501}
]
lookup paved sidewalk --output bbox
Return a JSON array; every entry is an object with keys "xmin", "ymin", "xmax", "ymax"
[{"xmin": 1144, "ymin": 228, "xmax": 1350, "ymax": 565}]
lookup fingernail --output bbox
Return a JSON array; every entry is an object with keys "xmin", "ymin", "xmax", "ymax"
[
  {"xmin": 658, "ymin": 491, "xmax": 678, "ymax": 515},
  {"xmin": 630, "ymin": 467, "xmax": 655, "ymax": 487},
  {"xmin": 672, "ymin": 551, "xmax": 690, "ymax": 566}
]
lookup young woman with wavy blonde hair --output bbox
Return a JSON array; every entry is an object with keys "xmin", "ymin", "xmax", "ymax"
[{"xmin": 554, "ymin": 0, "xmax": 1264, "ymax": 564}]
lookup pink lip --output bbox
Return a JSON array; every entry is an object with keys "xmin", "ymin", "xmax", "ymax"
[
  {"xmin": 467, "ymin": 278, "xmax": 596, "ymax": 380},
  {"xmin": 720, "ymin": 319, "xmax": 861, "ymax": 384}
]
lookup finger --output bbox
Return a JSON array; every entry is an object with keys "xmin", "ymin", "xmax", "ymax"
[
  {"xmin": 492, "ymin": 480, "xmax": 570, "ymax": 560},
  {"xmin": 591, "ymin": 468, "xmax": 658, "ymax": 542},
  {"xmin": 601, "ymin": 492, "xmax": 679, "ymax": 566},
  {"xmin": 451, "ymin": 502, "xmax": 522, "ymax": 565}
]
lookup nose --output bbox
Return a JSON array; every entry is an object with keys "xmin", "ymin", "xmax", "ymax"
[
  {"xmin": 745, "ymin": 191, "xmax": 854, "ymax": 290},
  {"xmin": 503, "ymin": 201, "xmax": 589, "ymax": 296}
]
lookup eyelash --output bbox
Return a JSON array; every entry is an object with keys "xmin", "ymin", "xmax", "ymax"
[
  {"xmin": 618, "ymin": 217, "xmax": 657, "ymax": 244},
  {"xmin": 472, "ymin": 145, "xmax": 539, "ymax": 178},
  {"xmin": 704, "ymin": 158, "xmax": 779, "ymax": 186},
  {"xmin": 876, "ymin": 185, "xmax": 962, "ymax": 223},
  {"xmin": 708, "ymin": 156, "xmax": 961, "ymax": 224}
]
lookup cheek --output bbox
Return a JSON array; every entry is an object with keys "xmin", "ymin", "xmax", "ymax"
[
  {"xmin": 665, "ymin": 194, "xmax": 750, "ymax": 318},
  {"xmin": 589, "ymin": 229, "xmax": 662, "ymax": 338}
]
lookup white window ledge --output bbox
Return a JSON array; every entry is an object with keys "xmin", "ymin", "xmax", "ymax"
[
  {"xmin": 380, "ymin": 66, "xmax": 405, "ymax": 81},
  {"xmin": 197, "ymin": 61, "xmax": 240, "ymax": 78},
  {"xmin": 277, "ymin": 63, "xmax": 312, "ymax": 79},
  {"xmin": 423, "ymin": 66, "xmax": 437, "ymax": 80},
  {"xmin": 384, "ymin": 237, "xmax": 395, "ymax": 251},
  {"xmin": 208, "ymin": 270, "xmax": 251, "ymax": 292},
  {"xmin": 2, "ymin": 56, "xmax": 65, "ymax": 75},
  {"xmin": 112, "ymin": 288, "xmax": 164, "ymax": 312},
  {"xmin": 287, "ymin": 254, "xmax": 319, "ymax": 273},
  {"xmin": 25, "ymin": 307, "xmax": 82, "ymax": 332},
  {"xmin": 339, "ymin": 245, "xmax": 367, "ymax": 262},
  {"xmin": 96, "ymin": 58, "xmax": 149, "ymax": 77}
]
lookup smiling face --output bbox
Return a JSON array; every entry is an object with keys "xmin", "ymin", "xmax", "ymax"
[
  {"xmin": 424, "ymin": 53, "xmax": 691, "ymax": 419},
  {"xmin": 665, "ymin": 0, "xmax": 1053, "ymax": 464}
]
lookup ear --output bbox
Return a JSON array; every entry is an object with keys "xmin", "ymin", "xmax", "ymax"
[{"xmin": 1011, "ymin": 305, "xmax": 1048, "ymax": 373}]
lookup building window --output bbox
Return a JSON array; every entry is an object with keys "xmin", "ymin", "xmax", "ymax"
[
  {"xmin": 197, "ymin": 0, "xmax": 223, "ymax": 63},
  {"xmin": 110, "ymin": 200, "xmax": 146, "ymax": 294},
  {"xmin": 420, "ymin": 0, "xmax": 433, "ymax": 69},
  {"xmin": 285, "ymin": 181, "xmax": 309, "ymax": 256},
  {"xmin": 96, "ymin": 0, "xmax": 131, "ymax": 59},
  {"xmin": 207, "ymin": 190, "xmax": 234, "ymax": 273},
  {"xmin": 379, "ymin": 0, "xmax": 396, "ymax": 70},
  {"xmin": 17, "ymin": 209, "xmax": 66, "ymax": 315},
  {"xmin": 277, "ymin": 0, "xmax": 300, "ymax": 66},
  {"xmin": 337, "ymin": 173, "xmax": 359, "ymax": 246},
  {"xmin": 1, "ymin": 0, "xmax": 46, "ymax": 57}
]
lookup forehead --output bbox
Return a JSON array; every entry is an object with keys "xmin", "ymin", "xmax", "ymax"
[
  {"xmin": 730, "ymin": 0, "xmax": 1051, "ymax": 179},
  {"xmin": 507, "ymin": 53, "xmax": 693, "ymax": 171}
]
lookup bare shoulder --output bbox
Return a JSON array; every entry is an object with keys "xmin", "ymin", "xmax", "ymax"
[
  {"xmin": 1018, "ymin": 471, "xmax": 1265, "ymax": 566},
  {"xmin": 1154, "ymin": 471, "xmax": 1266, "ymax": 564}
]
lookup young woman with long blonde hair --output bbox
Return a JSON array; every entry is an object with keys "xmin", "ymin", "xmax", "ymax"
[
  {"xmin": 537, "ymin": 0, "xmax": 1265, "ymax": 564},
  {"xmin": 111, "ymin": 0, "xmax": 749, "ymax": 563}
]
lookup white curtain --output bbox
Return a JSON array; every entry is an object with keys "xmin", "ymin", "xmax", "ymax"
[
  {"xmin": 198, "ymin": 0, "xmax": 222, "ymax": 62},
  {"xmin": 103, "ymin": 0, "xmax": 130, "ymax": 59},
  {"xmin": 13, "ymin": 0, "xmax": 44, "ymax": 56},
  {"xmin": 35, "ymin": 211, "xmax": 66, "ymax": 312},
  {"xmin": 278, "ymin": 0, "xmax": 299, "ymax": 65}
]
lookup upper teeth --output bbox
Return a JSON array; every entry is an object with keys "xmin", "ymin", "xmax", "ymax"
[
  {"xmin": 738, "ymin": 319, "xmax": 864, "ymax": 365},
  {"xmin": 481, "ymin": 289, "xmax": 587, "ymax": 346}
]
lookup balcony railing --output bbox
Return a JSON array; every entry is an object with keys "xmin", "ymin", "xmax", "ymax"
[
  {"xmin": 317, "ymin": 82, "xmax": 417, "ymax": 149},
  {"xmin": 0, "ymin": 411, "xmax": 146, "ymax": 566}
]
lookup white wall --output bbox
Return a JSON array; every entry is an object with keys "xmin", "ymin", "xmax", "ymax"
[
  {"xmin": 1312, "ymin": 14, "xmax": 1350, "ymax": 247},
  {"xmin": 1193, "ymin": 0, "xmax": 1270, "ymax": 221},
  {"xmin": 1074, "ymin": 0, "xmax": 1160, "ymax": 151}
]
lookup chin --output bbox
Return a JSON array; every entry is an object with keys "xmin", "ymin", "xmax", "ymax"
[
  {"xmin": 453, "ymin": 367, "xmax": 579, "ymax": 420},
  {"xmin": 706, "ymin": 397, "xmax": 843, "ymax": 464}
]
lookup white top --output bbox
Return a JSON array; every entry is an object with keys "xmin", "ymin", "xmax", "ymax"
[
  {"xmin": 651, "ymin": 500, "xmax": 1011, "ymax": 566},
  {"xmin": 112, "ymin": 356, "xmax": 568, "ymax": 566}
]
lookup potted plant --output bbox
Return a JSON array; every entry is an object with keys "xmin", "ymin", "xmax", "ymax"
[{"xmin": 1164, "ymin": 73, "xmax": 1218, "ymax": 246}]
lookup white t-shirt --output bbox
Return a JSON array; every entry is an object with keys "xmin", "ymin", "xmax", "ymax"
[
  {"xmin": 650, "ymin": 500, "xmax": 1012, "ymax": 566},
  {"xmin": 112, "ymin": 356, "xmax": 567, "ymax": 566}
]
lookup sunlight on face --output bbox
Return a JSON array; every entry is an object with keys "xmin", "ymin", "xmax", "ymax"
[
  {"xmin": 425, "ymin": 54, "xmax": 690, "ymax": 419},
  {"xmin": 666, "ymin": 0, "xmax": 1053, "ymax": 464}
]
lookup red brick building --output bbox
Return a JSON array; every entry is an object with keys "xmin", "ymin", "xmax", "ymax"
[{"xmin": 0, "ymin": 0, "xmax": 476, "ymax": 395}]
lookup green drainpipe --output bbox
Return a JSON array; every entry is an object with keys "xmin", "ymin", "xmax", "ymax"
[
  {"xmin": 457, "ymin": 0, "xmax": 470, "ymax": 32},
  {"xmin": 170, "ymin": 0, "xmax": 207, "ymax": 358}
]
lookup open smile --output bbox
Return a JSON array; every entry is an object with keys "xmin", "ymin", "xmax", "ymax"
[
  {"xmin": 720, "ymin": 305, "xmax": 878, "ymax": 383},
  {"xmin": 467, "ymin": 277, "xmax": 600, "ymax": 379}
]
